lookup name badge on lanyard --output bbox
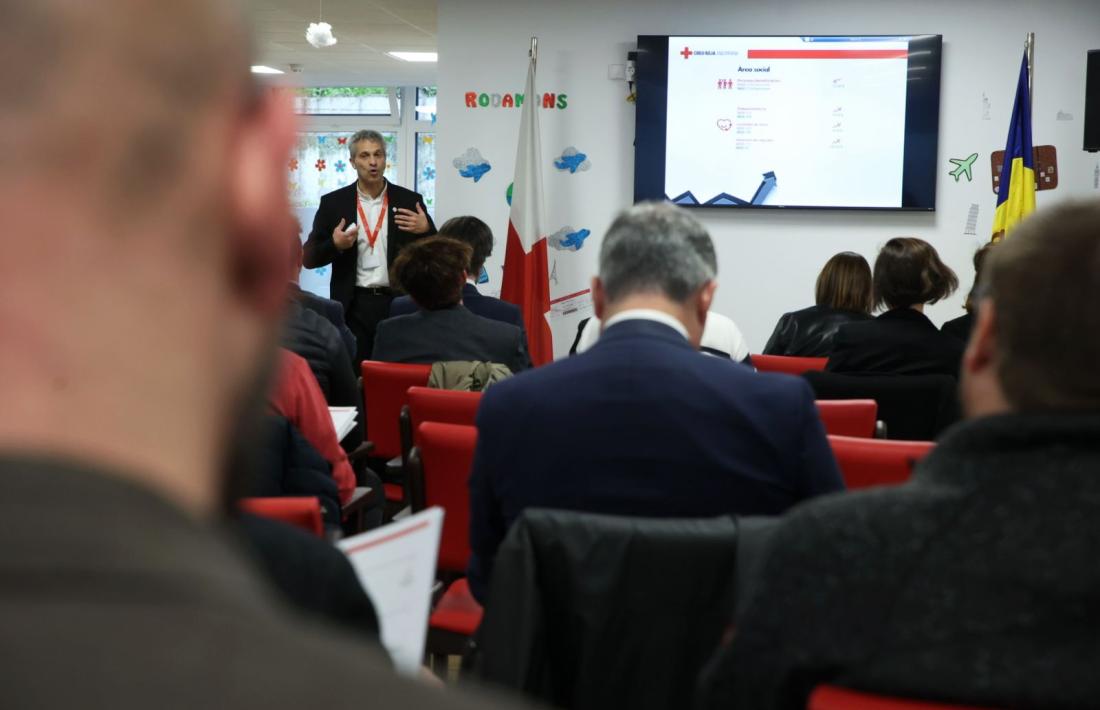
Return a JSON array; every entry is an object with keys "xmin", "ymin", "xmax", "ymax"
[{"xmin": 357, "ymin": 191, "xmax": 389, "ymax": 254}]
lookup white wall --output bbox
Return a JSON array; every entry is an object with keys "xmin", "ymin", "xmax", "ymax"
[{"xmin": 437, "ymin": 0, "xmax": 1100, "ymax": 356}]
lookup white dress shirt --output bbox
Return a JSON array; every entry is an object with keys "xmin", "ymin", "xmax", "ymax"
[{"xmin": 354, "ymin": 183, "xmax": 389, "ymax": 287}]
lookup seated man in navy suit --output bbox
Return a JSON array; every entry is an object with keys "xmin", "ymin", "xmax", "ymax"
[
  {"xmin": 389, "ymin": 216, "xmax": 526, "ymax": 339},
  {"xmin": 467, "ymin": 202, "xmax": 844, "ymax": 602}
]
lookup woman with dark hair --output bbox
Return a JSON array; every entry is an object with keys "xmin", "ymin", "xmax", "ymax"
[
  {"xmin": 826, "ymin": 237, "xmax": 962, "ymax": 377},
  {"xmin": 763, "ymin": 252, "xmax": 873, "ymax": 357},
  {"xmin": 941, "ymin": 243, "xmax": 994, "ymax": 342}
]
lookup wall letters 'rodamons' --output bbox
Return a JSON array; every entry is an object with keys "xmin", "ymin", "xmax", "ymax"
[{"xmin": 465, "ymin": 92, "xmax": 569, "ymax": 109}]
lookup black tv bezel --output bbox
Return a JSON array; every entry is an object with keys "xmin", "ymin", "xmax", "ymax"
[{"xmin": 634, "ymin": 34, "xmax": 944, "ymax": 212}]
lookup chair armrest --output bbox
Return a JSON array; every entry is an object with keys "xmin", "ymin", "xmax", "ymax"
[{"xmin": 347, "ymin": 441, "xmax": 375, "ymax": 463}]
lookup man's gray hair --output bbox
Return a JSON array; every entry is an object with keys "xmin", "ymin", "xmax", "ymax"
[
  {"xmin": 598, "ymin": 202, "xmax": 717, "ymax": 303},
  {"xmin": 349, "ymin": 129, "xmax": 386, "ymax": 158}
]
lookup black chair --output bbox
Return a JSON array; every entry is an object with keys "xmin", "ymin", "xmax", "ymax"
[
  {"xmin": 802, "ymin": 371, "xmax": 960, "ymax": 441},
  {"xmin": 474, "ymin": 508, "xmax": 746, "ymax": 710}
]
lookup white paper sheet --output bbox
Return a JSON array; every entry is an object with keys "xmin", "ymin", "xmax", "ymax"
[
  {"xmin": 337, "ymin": 507, "xmax": 444, "ymax": 675},
  {"xmin": 328, "ymin": 406, "xmax": 358, "ymax": 442}
]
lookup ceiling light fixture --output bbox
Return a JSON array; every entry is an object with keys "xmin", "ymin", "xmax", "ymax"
[
  {"xmin": 251, "ymin": 65, "xmax": 285, "ymax": 74},
  {"xmin": 306, "ymin": 0, "xmax": 337, "ymax": 48},
  {"xmin": 388, "ymin": 51, "xmax": 438, "ymax": 63}
]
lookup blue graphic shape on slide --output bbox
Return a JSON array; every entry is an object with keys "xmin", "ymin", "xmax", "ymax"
[
  {"xmin": 453, "ymin": 148, "xmax": 492, "ymax": 183},
  {"xmin": 668, "ymin": 171, "xmax": 778, "ymax": 206},
  {"xmin": 751, "ymin": 171, "xmax": 778, "ymax": 205},
  {"xmin": 477, "ymin": 266, "xmax": 489, "ymax": 284},
  {"xmin": 554, "ymin": 147, "xmax": 592, "ymax": 174},
  {"xmin": 549, "ymin": 226, "xmax": 592, "ymax": 251}
]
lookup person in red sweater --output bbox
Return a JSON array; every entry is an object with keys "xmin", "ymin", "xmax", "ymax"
[{"xmin": 269, "ymin": 348, "xmax": 355, "ymax": 504}]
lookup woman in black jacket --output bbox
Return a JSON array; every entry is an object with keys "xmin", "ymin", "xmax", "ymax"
[
  {"xmin": 827, "ymin": 237, "xmax": 962, "ymax": 377},
  {"xmin": 764, "ymin": 252, "xmax": 873, "ymax": 357}
]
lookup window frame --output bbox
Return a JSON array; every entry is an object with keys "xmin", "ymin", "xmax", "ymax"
[{"xmin": 296, "ymin": 86, "xmax": 435, "ymax": 193}]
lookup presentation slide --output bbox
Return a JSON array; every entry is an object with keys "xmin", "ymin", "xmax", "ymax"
[{"xmin": 664, "ymin": 36, "xmax": 911, "ymax": 208}]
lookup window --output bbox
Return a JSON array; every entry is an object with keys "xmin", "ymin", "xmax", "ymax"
[
  {"xmin": 289, "ymin": 131, "xmax": 398, "ymax": 210},
  {"xmin": 415, "ymin": 132, "xmax": 436, "ymax": 221},
  {"xmin": 294, "ymin": 87, "xmax": 398, "ymax": 116},
  {"xmin": 415, "ymin": 86, "xmax": 437, "ymax": 123}
]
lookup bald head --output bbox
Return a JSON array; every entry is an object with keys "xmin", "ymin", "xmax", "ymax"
[
  {"xmin": 0, "ymin": 0, "xmax": 299, "ymax": 516},
  {"xmin": 0, "ymin": 0, "xmax": 251, "ymax": 210}
]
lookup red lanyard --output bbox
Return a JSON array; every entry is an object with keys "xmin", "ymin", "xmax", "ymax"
[{"xmin": 356, "ymin": 190, "xmax": 388, "ymax": 251}]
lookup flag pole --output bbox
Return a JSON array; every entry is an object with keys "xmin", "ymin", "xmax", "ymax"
[
  {"xmin": 530, "ymin": 37, "xmax": 538, "ymax": 65},
  {"xmin": 1026, "ymin": 32, "xmax": 1034, "ymax": 112}
]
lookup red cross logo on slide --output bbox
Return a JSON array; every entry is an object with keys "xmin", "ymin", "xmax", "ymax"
[{"xmin": 680, "ymin": 46, "xmax": 693, "ymax": 59}]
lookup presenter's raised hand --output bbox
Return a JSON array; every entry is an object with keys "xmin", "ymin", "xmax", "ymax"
[
  {"xmin": 332, "ymin": 218, "xmax": 358, "ymax": 251},
  {"xmin": 394, "ymin": 203, "xmax": 430, "ymax": 235}
]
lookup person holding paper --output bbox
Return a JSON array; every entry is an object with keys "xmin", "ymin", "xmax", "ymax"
[{"xmin": 303, "ymin": 130, "xmax": 436, "ymax": 364}]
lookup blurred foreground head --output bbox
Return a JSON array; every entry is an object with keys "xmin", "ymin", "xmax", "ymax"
[
  {"xmin": 961, "ymin": 200, "xmax": 1100, "ymax": 417},
  {"xmin": 0, "ymin": 0, "xmax": 298, "ymax": 514}
]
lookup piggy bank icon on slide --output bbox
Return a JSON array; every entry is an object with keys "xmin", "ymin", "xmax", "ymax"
[{"xmin": 717, "ymin": 118, "xmax": 732, "ymax": 131}]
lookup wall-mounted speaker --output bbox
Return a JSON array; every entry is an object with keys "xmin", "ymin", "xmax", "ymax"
[{"xmin": 1085, "ymin": 50, "xmax": 1100, "ymax": 152}]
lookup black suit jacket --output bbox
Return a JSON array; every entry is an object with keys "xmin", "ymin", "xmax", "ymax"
[
  {"xmin": 302, "ymin": 181, "xmax": 436, "ymax": 311},
  {"xmin": 826, "ymin": 308, "xmax": 964, "ymax": 378},
  {"xmin": 390, "ymin": 283, "xmax": 527, "ymax": 340},
  {"xmin": 467, "ymin": 319, "xmax": 843, "ymax": 602},
  {"xmin": 372, "ymin": 305, "xmax": 531, "ymax": 374}
]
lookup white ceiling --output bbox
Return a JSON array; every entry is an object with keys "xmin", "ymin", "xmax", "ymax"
[{"xmin": 249, "ymin": 0, "xmax": 438, "ymax": 86}]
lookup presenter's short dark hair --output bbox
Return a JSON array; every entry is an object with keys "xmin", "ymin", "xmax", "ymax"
[
  {"xmin": 873, "ymin": 237, "xmax": 958, "ymax": 311},
  {"xmin": 393, "ymin": 237, "xmax": 472, "ymax": 310},
  {"xmin": 815, "ymin": 252, "xmax": 872, "ymax": 314},
  {"xmin": 984, "ymin": 201, "xmax": 1100, "ymax": 411},
  {"xmin": 438, "ymin": 216, "xmax": 494, "ymax": 275}
]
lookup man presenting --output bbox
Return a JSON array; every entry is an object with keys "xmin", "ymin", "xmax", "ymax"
[{"xmin": 303, "ymin": 130, "xmax": 436, "ymax": 363}]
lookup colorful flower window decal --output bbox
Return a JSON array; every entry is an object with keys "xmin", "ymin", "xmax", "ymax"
[
  {"xmin": 422, "ymin": 166, "xmax": 436, "ymax": 181},
  {"xmin": 315, "ymin": 159, "xmax": 326, "ymax": 171},
  {"xmin": 288, "ymin": 158, "xmax": 299, "ymax": 171}
]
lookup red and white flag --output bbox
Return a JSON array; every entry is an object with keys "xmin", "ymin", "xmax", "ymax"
[{"xmin": 501, "ymin": 43, "xmax": 553, "ymax": 366}]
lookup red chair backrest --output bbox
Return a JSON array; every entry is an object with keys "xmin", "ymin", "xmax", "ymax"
[
  {"xmin": 407, "ymin": 387, "xmax": 482, "ymax": 445},
  {"xmin": 750, "ymin": 354, "xmax": 829, "ymax": 376},
  {"xmin": 361, "ymin": 361, "xmax": 432, "ymax": 459},
  {"xmin": 418, "ymin": 422, "xmax": 478, "ymax": 574},
  {"xmin": 816, "ymin": 399, "xmax": 878, "ymax": 438},
  {"xmin": 828, "ymin": 435, "xmax": 934, "ymax": 489},
  {"xmin": 809, "ymin": 685, "xmax": 996, "ymax": 709},
  {"xmin": 239, "ymin": 497, "xmax": 324, "ymax": 538}
]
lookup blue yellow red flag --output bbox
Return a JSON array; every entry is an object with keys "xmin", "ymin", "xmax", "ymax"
[{"xmin": 991, "ymin": 52, "xmax": 1036, "ymax": 241}]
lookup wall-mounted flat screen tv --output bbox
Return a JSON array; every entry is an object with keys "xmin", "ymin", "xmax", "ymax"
[{"xmin": 634, "ymin": 35, "xmax": 943, "ymax": 210}]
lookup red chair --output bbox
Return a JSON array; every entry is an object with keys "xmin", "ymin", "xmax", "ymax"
[
  {"xmin": 399, "ymin": 388, "xmax": 483, "ymax": 497},
  {"xmin": 809, "ymin": 685, "xmax": 995, "ymax": 709},
  {"xmin": 407, "ymin": 387, "xmax": 482, "ymax": 433},
  {"xmin": 411, "ymin": 422, "xmax": 483, "ymax": 657},
  {"xmin": 816, "ymin": 399, "xmax": 879, "ymax": 438},
  {"xmin": 361, "ymin": 361, "xmax": 432, "ymax": 505},
  {"xmin": 238, "ymin": 497, "xmax": 324, "ymax": 538},
  {"xmin": 751, "ymin": 354, "xmax": 829, "ymax": 376},
  {"xmin": 828, "ymin": 435, "xmax": 934, "ymax": 489}
]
